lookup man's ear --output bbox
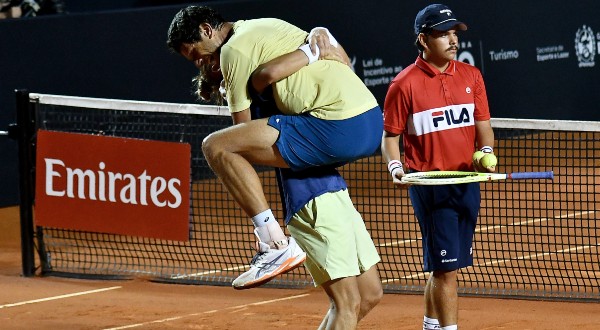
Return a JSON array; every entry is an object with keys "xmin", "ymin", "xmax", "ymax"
[
  {"xmin": 199, "ymin": 23, "xmax": 213, "ymax": 39},
  {"xmin": 417, "ymin": 33, "xmax": 428, "ymax": 50}
]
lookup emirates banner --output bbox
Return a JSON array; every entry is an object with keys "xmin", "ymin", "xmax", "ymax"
[{"xmin": 35, "ymin": 130, "xmax": 191, "ymax": 241}]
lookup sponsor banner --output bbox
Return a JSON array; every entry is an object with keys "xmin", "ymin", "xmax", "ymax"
[{"xmin": 35, "ymin": 130, "xmax": 191, "ymax": 241}]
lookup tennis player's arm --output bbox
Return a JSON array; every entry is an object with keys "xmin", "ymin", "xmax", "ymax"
[
  {"xmin": 381, "ymin": 131, "xmax": 402, "ymax": 164},
  {"xmin": 251, "ymin": 30, "xmax": 350, "ymax": 94},
  {"xmin": 251, "ymin": 51, "xmax": 310, "ymax": 94},
  {"xmin": 217, "ymin": 77, "xmax": 250, "ymax": 125},
  {"xmin": 381, "ymin": 131, "xmax": 405, "ymax": 184},
  {"xmin": 475, "ymin": 119, "xmax": 494, "ymax": 151},
  {"xmin": 250, "ymin": 44, "xmax": 351, "ymax": 95},
  {"xmin": 474, "ymin": 119, "xmax": 496, "ymax": 172},
  {"xmin": 231, "ymin": 109, "xmax": 251, "ymax": 125}
]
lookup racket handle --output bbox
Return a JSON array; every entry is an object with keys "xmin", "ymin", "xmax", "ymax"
[{"xmin": 509, "ymin": 171, "xmax": 554, "ymax": 180}]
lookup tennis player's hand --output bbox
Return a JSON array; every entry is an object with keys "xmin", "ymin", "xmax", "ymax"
[
  {"xmin": 387, "ymin": 160, "xmax": 409, "ymax": 186},
  {"xmin": 473, "ymin": 152, "xmax": 497, "ymax": 173},
  {"xmin": 307, "ymin": 27, "xmax": 348, "ymax": 64},
  {"xmin": 308, "ymin": 27, "xmax": 335, "ymax": 55},
  {"xmin": 391, "ymin": 170, "xmax": 407, "ymax": 185}
]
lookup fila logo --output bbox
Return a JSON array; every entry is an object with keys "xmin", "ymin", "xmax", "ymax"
[
  {"xmin": 431, "ymin": 108, "xmax": 471, "ymax": 128},
  {"xmin": 409, "ymin": 104, "xmax": 475, "ymax": 136}
]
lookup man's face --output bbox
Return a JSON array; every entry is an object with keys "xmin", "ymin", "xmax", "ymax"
[
  {"xmin": 178, "ymin": 23, "xmax": 221, "ymax": 69},
  {"xmin": 179, "ymin": 41, "xmax": 219, "ymax": 69},
  {"xmin": 423, "ymin": 29, "xmax": 459, "ymax": 62}
]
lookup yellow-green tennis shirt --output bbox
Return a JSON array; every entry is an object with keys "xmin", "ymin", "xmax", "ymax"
[{"xmin": 221, "ymin": 18, "xmax": 378, "ymax": 120}]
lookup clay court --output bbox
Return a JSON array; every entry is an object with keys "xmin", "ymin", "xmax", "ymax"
[{"xmin": 2, "ymin": 206, "xmax": 600, "ymax": 329}]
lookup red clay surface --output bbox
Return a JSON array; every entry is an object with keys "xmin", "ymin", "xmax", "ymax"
[{"xmin": 1, "ymin": 206, "xmax": 599, "ymax": 329}]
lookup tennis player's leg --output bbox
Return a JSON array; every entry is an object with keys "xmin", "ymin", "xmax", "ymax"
[
  {"xmin": 426, "ymin": 210, "xmax": 460, "ymax": 328},
  {"xmin": 203, "ymin": 118, "xmax": 307, "ymax": 289},
  {"xmin": 203, "ymin": 111, "xmax": 381, "ymax": 289},
  {"xmin": 318, "ymin": 265, "xmax": 382, "ymax": 328},
  {"xmin": 428, "ymin": 269, "xmax": 459, "ymax": 327},
  {"xmin": 355, "ymin": 266, "xmax": 383, "ymax": 320},
  {"xmin": 348, "ymin": 203, "xmax": 384, "ymax": 321},
  {"xmin": 288, "ymin": 190, "xmax": 382, "ymax": 328},
  {"xmin": 318, "ymin": 230, "xmax": 382, "ymax": 328},
  {"xmin": 410, "ymin": 183, "xmax": 479, "ymax": 329},
  {"xmin": 423, "ymin": 276, "xmax": 441, "ymax": 329},
  {"xmin": 428, "ymin": 205, "xmax": 476, "ymax": 330},
  {"xmin": 410, "ymin": 185, "xmax": 459, "ymax": 329},
  {"xmin": 435, "ymin": 183, "xmax": 479, "ymax": 328},
  {"xmin": 202, "ymin": 108, "xmax": 383, "ymax": 219},
  {"xmin": 202, "ymin": 117, "xmax": 286, "ymax": 215}
]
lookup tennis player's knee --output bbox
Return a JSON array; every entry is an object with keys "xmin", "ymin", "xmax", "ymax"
[
  {"xmin": 432, "ymin": 269, "xmax": 458, "ymax": 285},
  {"xmin": 357, "ymin": 267, "xmax": 383, "ymax": 314},
  {"xmin": 202, "ymin": 133, "xmax": 228, "ymax": 164},
  {"xmin": 359, "ymin": 284, "xmax": 383, "ymax": 318},
  {"xmin": 368, "ymin": 284, "xmax": 384, "ymax": 306}
]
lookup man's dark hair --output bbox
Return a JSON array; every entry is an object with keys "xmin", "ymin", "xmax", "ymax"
[{"xmin": 167, "ymin": 6, "xmax": 226, "ymax": 53}]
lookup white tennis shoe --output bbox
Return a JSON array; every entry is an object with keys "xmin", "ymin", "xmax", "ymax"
[{"xmin": 232, "ymin": 234, "xmax": 306, "ymax": 290}]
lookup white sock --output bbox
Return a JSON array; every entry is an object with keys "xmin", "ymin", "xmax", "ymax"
[
  {"xmin": 423, "ymin": 316, "xmax": 440, "ymax": 330},
  {"xmin": 251, "ymin": 209, "xmax": 287, "ymax": 246},
  {"xmin": 251, "ymin": 209, "xmax": 276, "ymax": 227},
  {"xmin": 441, "ymin": 325, "xmax": 457, "ymax": 330}
]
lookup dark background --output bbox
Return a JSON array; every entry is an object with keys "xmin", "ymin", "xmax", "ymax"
[{"xmin": 1, "ymin": 0, "xmax": 599, "ymax": 206}]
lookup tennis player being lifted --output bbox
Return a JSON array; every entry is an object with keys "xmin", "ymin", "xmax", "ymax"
[
  {"xmin": 196, "ymin": 69, "xmax": 383, "ymax": 329},
  {"xmin": 380, "ymin": 4, "xmax": 495, "ymax": 330},
  {"xmin": 167, "ymin": 6, "xmax": 383, "ymax": 289}
]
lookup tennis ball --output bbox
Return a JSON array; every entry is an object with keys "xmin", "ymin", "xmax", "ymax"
[
  {"xmin": 472, "ymin": 151, "xmax": 485, "ymax": 163},
  {"xmin": 480, "ymin": 153, "xmax": 497, "ymax": 168}
]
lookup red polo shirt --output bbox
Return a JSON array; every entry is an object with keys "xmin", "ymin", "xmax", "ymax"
[{"xmin": 383, "ymin": 56, "xmax": 491, "ymax": 172}]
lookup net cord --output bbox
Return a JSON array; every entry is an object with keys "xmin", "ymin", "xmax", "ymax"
[
  {"xmin": 29, "ymin": 93, "xmax": 230, "ymax": 117},
  {"xmin": 491, "ymin": 118, "xmax": 600, "ymax": 132}
]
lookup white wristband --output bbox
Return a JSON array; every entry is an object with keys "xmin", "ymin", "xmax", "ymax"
[
  {"xmin": 480, "ymin": 146, "xmax": 493, "ymax": 154},
  {"xmin": 387, "ymin": 160, "xmax": 404, "ymax": 178},
  {"xmin": 308, "ymin": 27, "xmax": 339, "ymax": 47},
  {"xmin": 298, "ymin": 43, "xmax": 320, "ymax": 65}
]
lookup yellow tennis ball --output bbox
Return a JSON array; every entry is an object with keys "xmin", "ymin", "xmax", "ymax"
[
  {"xmin": 472, "ymin": 151, "xmax": 485, "ymax": 163},
  {"xmin": 480, "ymin": 153, "xmax": 497, "ymax": 168}
]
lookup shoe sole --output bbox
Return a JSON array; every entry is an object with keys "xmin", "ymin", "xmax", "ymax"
[{"xmin": 232, "ymin": 252, "xmax": 307, "ymax": 290}]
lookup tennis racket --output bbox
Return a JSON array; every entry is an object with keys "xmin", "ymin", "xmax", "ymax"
[{"xmin": 400, "ymin": 170, "xmax": 554, "ymax": 185}]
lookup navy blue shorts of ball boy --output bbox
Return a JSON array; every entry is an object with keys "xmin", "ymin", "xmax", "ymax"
[{"xmin": 408, "ymin": 182, "xmax": 481, "ymax": 272}]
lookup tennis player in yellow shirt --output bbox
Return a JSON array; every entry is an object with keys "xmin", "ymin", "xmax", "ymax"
[{"xmin": 168, "ymin": 5, "xmax": 383, "ymax": 290}]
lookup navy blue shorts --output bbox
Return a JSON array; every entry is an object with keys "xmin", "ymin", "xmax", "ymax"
[
  {"xmin": 408, "ymin": 182, "xmax": 481, "ymax": 272},
  {"xmin": 267, "ymin": 107, "xmax": 383, "ymax": 171}
]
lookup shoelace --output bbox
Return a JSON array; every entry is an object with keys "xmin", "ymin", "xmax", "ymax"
[{"xmin": 249, "ymin": 251, "xmax": 268, "ymax": 266}]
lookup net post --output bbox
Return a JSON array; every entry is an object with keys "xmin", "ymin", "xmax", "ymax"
[{"xmin": 15, "ymin": 89, "xmax": 36, "ymax": 277}]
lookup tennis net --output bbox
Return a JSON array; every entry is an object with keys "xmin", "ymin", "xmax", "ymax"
[{"xmin": 17, "ymin": 92, "xmax": 600, "ymax": 301}]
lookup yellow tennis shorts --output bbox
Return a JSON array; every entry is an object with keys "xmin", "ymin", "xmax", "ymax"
[{"xmin": 287, "ymin": 189, "xmax": 380, "ymax": 287}]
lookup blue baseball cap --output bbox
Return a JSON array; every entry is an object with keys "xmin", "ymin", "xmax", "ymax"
[{"xmin": 414, "ymin": 4, "xmax": 468, "ymax": 34}]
